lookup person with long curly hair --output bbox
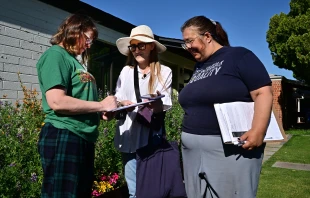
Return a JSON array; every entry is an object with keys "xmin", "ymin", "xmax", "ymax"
[{"xmin": 36, "ymin": 13, "xmax": 117, "ymax": 197}]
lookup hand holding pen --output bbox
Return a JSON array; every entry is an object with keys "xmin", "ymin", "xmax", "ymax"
[
  {"xmin": 100, "ymin": 91, "xmax": 117, "ymax": 120},
  {"xmin": 238, "ymin": 129, "xmax": 265, "ymax": 150},
  {"xmin": 234, "ymin": 139, "xmax": 247, "ymax": 147},
  {"xmin": 106, "ymin": 91, "xmax": 112, "ymax": 97}
]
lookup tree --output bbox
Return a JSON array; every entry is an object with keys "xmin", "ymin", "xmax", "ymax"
[{"xmin": 267, "ymin": 0, "xmax": 310, "ymax": 84}]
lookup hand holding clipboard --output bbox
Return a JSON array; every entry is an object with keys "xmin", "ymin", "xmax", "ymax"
[{"xmin": 142, "ymin": 91, "xmax": 165, "ymax": 113}]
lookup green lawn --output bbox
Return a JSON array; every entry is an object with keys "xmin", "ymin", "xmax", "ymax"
[{"xmin": 257, "ymin": 130, "xmax": 310, "ymax": 198}]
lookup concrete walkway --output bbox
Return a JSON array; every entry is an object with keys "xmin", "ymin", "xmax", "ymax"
[
  {"xmin": 272, "ymin": 161, "xmax": 310, "ymax": 171},
  {"xmin": 263, "ymin": 134, "xmax": 310, "ymax": 171},
  {"xmin": 263, "ymin": 134, "xmax": 292, "ymax": 163}
]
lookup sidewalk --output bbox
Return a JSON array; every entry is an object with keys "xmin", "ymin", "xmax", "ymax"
[
  {"xmin": 263, "ymin": 134, "xmax": 292, "ymax": 163},
  {"xmin": 263, "ymin": 134, "xmax": 310, "ymax": 171}
]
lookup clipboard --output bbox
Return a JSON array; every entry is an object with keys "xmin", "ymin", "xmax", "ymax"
[
  {"xmin": 140, "ymin": 94, "xmax": 165, "ymax": 100},
  {"xmin": 214, "ymin": 102, "xmax": 287, "ymax": 144},
  {"xmin": 107, "ymin": 100, "xmax": 153, "ymax": 112}
]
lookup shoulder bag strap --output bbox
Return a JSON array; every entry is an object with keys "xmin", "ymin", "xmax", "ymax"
[{"xmin": 134, "ymin": 65, "xmax": 142, "ymax": 103}]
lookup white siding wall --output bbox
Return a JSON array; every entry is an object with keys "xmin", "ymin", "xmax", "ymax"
[{"xmin": 0, "ymin": 0, "xmax": 127, "ymax": 104}]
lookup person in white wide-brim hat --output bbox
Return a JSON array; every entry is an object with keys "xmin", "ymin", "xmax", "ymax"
[
  {"xmin": 116, "ymin": 25, "xmax": 166, "ymax": 56},
  {"xmin": 113, "ymin": 25, "xmax": 172, "ymax": 198}
]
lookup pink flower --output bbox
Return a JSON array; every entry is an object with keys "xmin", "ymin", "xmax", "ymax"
[
  {"xmin": 109, "ymin": 173, "xmax": 119, "ymax": 185},
  {"xmin": 92, "ymin": 190, "xmax": 100, "ymax": 197},
  {"xmin": 109, "ymin": 178, "xmax": 116, "ymax": 184},
  {"xmin": 100, "ymin": 175, "xmax": 107, "ymax": 181},
  {"xmin": 112, "ymin": 173, "xmax": 119, "ymax": 180}
]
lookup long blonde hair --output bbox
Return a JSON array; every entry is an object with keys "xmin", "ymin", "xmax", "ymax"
[{"xmin": 126, "ymin": 47, "xmax": 166, "ymax": 94}]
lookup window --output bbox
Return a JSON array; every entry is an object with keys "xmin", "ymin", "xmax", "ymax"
[{"xmin": 88, "ymin": 40, "xmax": 126, "ymax": 96}]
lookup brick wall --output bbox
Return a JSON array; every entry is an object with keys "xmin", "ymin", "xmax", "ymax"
[
  {"xmin": 271, "ymin": 79, "xmax": 283, "ymax": 128},
  {"xmin": 0, "ymin": 0, "xmax": 127, "ymax": 104},
  {"xmin": 0, "ymin": 0, "xmax": 60, "ymax": 104}
]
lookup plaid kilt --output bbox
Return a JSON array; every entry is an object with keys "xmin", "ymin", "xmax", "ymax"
[{"xmin": 38, "ymin": 122, "xmax": 95, "ymax": 198}]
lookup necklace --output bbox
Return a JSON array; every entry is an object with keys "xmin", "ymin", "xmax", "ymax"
[
  {"xmin": 141, "ymin": 73, "xmax": 150, "ymax": 79},
  {"xmin": 139, "ymin": 66, "xmax": 150, "ymax": 79}
]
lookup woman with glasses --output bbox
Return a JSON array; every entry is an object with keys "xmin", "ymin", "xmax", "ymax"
[
  {"xmin": 36, "ymin": 13, "xmax": 117, "ymax": 197},
  {"xmin": 114, "ymin": 25, "xmax": 172, "ymax": 198},
  {"xmin": 178, "ymin": 16, "xmax": 273, "ymax": 198}
]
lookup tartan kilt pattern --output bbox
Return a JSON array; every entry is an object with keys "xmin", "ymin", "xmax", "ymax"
[{"xmin": 38, "ymin": 122, "xmax": 95, "ymax": 198}]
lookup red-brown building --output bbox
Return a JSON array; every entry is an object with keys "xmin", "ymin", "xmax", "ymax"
[{"xmin": 270, "ymin": 74, "xmax": 310, "ymax": 129}]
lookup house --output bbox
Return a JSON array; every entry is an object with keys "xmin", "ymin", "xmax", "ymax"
[
  {"xmin": 271, "ymin": 74, "xmax": 310, "ymax": 129},
  {"xmin": 0, "ymin": 0, "xmax": 195, "ymax": 105},
  {"xmin": 1, "ymin": 0, "xmax": 308, "ymax": 130}
]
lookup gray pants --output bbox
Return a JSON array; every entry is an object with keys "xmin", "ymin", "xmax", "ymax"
[{"xmin": 181, "ymin": 132, "xmax": 265, "ymax": 198}]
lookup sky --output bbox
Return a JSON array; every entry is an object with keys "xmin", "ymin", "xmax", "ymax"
[{"xmin": 81, "ymin": 0, "xmax": 294, "ymax": 80}]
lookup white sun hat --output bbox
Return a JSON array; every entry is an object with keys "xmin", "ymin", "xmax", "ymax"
[{"xmin": 116, "ymin": 25, "xmax": 167, "ymax": 56}]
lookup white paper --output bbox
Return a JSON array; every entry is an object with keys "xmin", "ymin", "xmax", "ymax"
[
  {"xmin": 214, "ymin": 102, "xmax": 284, "ymax": 144},
  {"xmin": 214, "ymin": 104, "xmax": 232, "ymax": 143}
]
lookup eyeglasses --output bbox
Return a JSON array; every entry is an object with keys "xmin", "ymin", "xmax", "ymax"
[
  {"xmin": 83, "ymin": 33, "xmax": 93, "ymax": 45},
  {"xmin": 181, "ymin": 33, "xmax": 206, "ymax": 50},
  {"xmin": 128, "ymin": 43, "xmax": 147, "ymax": 52}
]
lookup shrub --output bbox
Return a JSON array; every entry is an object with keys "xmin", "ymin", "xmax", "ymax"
[
  {"xmin": 165, "ymin": 93, "xmax": 184, "ymax": 143},
  {"xmin": 92, "ymin": 88, "xmax": 125, "ymax": 197},
  {"xmin": 0, "ymin": 74, "xmax": 44, "ymax": 197},
  {"xmin": 92, "ymin": 119, "xmax": 125, "ymax": 197}
]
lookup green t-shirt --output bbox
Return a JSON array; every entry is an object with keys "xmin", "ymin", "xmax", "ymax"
[{"xmin": 36, "ymin": 45, "xmax": 99, "ymax": 142}]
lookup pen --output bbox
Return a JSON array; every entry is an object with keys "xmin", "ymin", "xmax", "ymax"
[
  {"xmin": 106, "ymin": 91, "xmax": 121, "ymax": 107},
  {"xmin": 233, "ymin": 140, "xmax": 247, "ymax": 146},
  {"xmin": 106, "ymin": 91, "xmax": 112, "ymax": 96}
]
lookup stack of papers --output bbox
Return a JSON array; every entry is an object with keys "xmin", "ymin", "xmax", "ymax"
[{"xmin": 214, "ymin": 102, "xmax": 285, "ymax": 144}]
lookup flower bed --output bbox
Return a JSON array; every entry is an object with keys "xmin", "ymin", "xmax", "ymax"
[{"xmin": 91, "ymin": 172, "xmax": 120, "ymax": 196}]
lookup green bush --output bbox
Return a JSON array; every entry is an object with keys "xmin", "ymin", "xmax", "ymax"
[
  {"xmin": 92, "ymin": 88, "xmax": 125, "ymax": 195},
  {"xmin": 165, "ymin": 93, "xmax": 184, "ymax": 143},
  {"xmin": 0, "ymin": 78, "xmax": 184, "ymax": 197},
  {"xmin": 0, "ymin": 75, "xmax": 45, "ymax": 197}
]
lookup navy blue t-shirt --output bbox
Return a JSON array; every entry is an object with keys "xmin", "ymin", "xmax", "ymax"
[{"xmin": 178, "ymin": 46, "xmax": 271, "ymax": 135}]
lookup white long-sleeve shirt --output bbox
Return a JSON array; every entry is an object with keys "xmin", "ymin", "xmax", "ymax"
[{"xmin": 114, "ymin": 65, "xmax": 172, "ymax": 153}]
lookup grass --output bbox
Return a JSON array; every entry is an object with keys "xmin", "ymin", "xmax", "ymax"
[{"xmin": 257, "ymin": 129, "xmax": 310, "ymax": 198}]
